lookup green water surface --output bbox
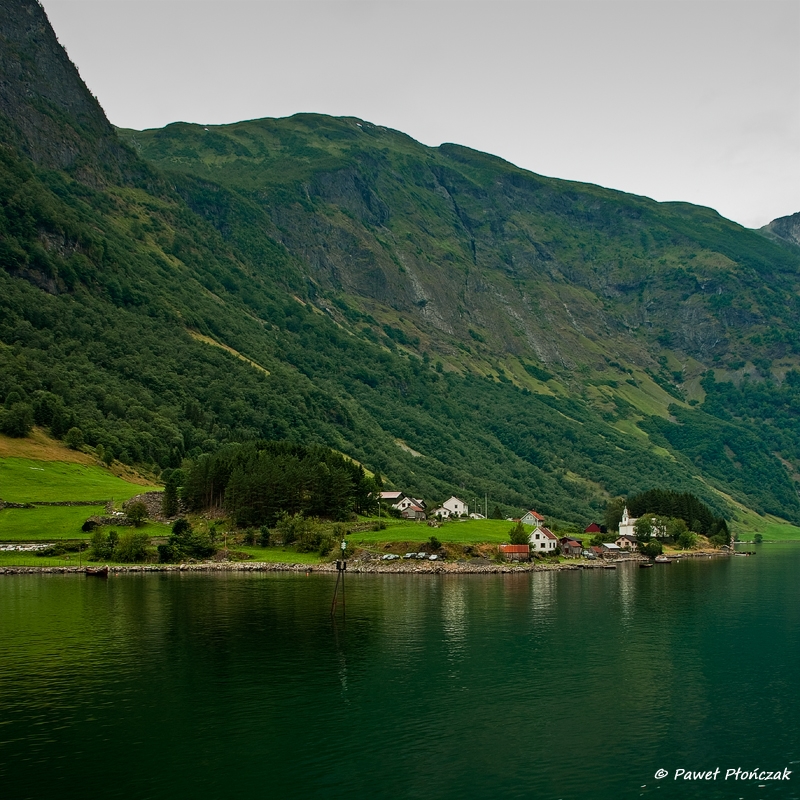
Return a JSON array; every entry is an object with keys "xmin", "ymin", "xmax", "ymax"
[{"xmin": 1, "ymin": 546, "xmax": 799, "ymax": 800}]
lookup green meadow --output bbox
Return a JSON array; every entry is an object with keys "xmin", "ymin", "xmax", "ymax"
[
  {"xmin": 349, "ymin": 517, "xmax": 518, "ymax": 546},
  {"xmin": 0, "ymin": 458, "xmax": 150, "ymax": 503},
  {"xmin": 0, "ymin": 505, "xmax": 106, "ymax": 541},
  {"xmin": 737, "ymin": 521, "xmax": 800, "ymax": 542}
]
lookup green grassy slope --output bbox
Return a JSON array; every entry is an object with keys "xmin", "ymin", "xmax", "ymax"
[{"xmin": 0, "ymin": 457, "xmax": 148, "ymax": 502}]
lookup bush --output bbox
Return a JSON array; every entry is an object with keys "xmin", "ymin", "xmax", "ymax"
[
  {"xmin": 371, "ymin": 519, "xmax": 387, "ymax": 531},
  {"xmin": 640, "ymin": 540, "xmax": 663, "ymax": 558},
  {"xmin": 677, "ymin": 530, "xmax": 697, "ymax": 550},
  {"xmin": 126, "ymin": 501, "xmax": 148, "ymax": 527},
  {"xmin": 64, "ymin": 427, "xmax": 84, "ymax": 450},
  {"xmin": 508, "ymin": 521, "xmax": 528, "ymax": 545},
  {"xmin": 428, "ymin": 535, "xmax": 442, "ymax": 551},
  {"xmin": 115, "ymin": 531, "xmax": 150, "ymax": 562},
  {"xmin": 258, "ymin": 525, "xmax": 270, "ymax": 547}
]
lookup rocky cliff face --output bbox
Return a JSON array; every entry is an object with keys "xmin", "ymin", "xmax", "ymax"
[
  {"xmin": 763, "ymin": 212, "xmax": 800, "ymax": 249},
  {"xmin": 123, "ymin": 115, "xmax": 800, "ymax": 386},
  {"xmin": 0, "ymin": 0, "xmax": 143, "ymax": 183}
]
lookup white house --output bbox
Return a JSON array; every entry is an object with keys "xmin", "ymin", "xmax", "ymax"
[
  {"xmin": 521, "ymin": 509, "xmax": 545, "ymax": 528},
  {"xmin": 442, "ymin": 496, "xmax": 467, "ymax": 517},
  {"xmin": 529, "ymin": 526, "xmax": 558, "ymax": 552}
]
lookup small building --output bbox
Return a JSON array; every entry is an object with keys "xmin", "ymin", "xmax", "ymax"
[
  {"xmin": 401, "ymin": 504, "xmax": 426, "ymax": 521},
  {"xmin": 590, "ymin": 545, "xmax": 604, "ymax": 559},
  {"xmin": 559, "ymin": 537, "xmax": 582, "ymax": 558},
  {"xmin": 584, "ymin": 522, "xmax": 604, "ymax": 534},
  {"xmin": 529, "ymin": 526, "xmax": 558, "ymax": 552},
  {"xmin": 442, "ymin": 496, "xmax": 467, "ymax": 517},
  {"xmin": 499, "ymin": 544, "xmax": 530, "ymax": 562},
  {"xmin": 431, "ymin": 506, "xmax": 449, "ymax": 519},
  {"xmin": 601, "ymin": 542, "xmax": 622, "ymax": 558},
  {"xmin": 615, "ymin": 534, "xmax": 637, "ymax": 550},
  {"xmin": 521, "ymin": 509, "xmax": 545, "ymax": 528}
]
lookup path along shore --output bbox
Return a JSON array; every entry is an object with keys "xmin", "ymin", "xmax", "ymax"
[{"xmin": 0, "ymin": 550, "xmax": 729, "ymax": 576}]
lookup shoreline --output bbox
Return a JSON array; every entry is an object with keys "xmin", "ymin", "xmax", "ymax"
[{"xmin": 0, "ymin": 550, "xmax": 730, "ymax": 576}]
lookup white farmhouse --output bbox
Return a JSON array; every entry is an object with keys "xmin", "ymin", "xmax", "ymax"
[
  {"xmin": 528, "ymin": 526, "xmax": 558, "ymax": 552},
  {"xmin": 442, "ymin": 496, "xmax": 467, "ymax": 517},
  {"xmin": 521, "ymin": 509, "xmax": 545, "ymax": 528}
]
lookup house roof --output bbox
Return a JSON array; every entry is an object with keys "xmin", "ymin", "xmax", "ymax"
[
  {"xmin": 617, "ymin": 534, "xmax": 637, "ymax": 542},
  {"xmin": 407, "ymin": 504, "xmax": 424, "ymax": 512},
  {"xmin": 591, "ymin": 546, "xmax": 604, "ymax": 554},
  {"xmin": 500, "ymin": 545, "xmax": 530, "ymax": 553},
  {"xmin": 563, "ymin": 539, "xmax": 581, "ymax": 546},
  {"xmin": 540, "ymin": 527, "xmax": 558, "ymax": 540},
  {"xmin": 380, "ymin": 491, "xmax": 404, "ymax": 500},
  {"xmin": 524, "ymin": 510, "xmax": 545, "ymax": 521},
  {"xmin": 602, "ymin": 542, "xmax": 621, "ymax": 550}
]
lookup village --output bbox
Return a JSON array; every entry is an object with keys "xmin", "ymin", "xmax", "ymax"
[{"xmin": 379, "ymin": 491, "xmax": 654, "ymax": 563}]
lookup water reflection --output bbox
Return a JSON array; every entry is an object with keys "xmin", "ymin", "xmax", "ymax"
[{"xmin": 1, "ymin": 548, "xmax": 799, "ymax": 800}]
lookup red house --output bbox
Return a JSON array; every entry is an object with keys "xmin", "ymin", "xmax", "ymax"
[{"xmin": 584, "ymin": 522, "xmax": 602, "ymax": 534}]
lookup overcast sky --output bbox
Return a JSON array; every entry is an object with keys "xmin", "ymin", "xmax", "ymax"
[{"xmin": 40, "ymin": 0, "xmax": 799, "ymax": 229}]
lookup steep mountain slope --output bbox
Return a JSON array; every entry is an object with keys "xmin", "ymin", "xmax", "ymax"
[
  {"xmin": 762, "ymin": 211, "xmax": 800, "ymax": 250},
  {"xmin": 2, "ymin": 0, "xmax": 799, "ymax": 528}
]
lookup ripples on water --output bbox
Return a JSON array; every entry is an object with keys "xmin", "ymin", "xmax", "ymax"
[{"xmin": 1, "ymin": 548, "xmax": 800, "ymax": 799}]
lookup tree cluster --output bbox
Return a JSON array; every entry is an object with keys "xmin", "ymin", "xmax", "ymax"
[{"xmin": 180, "ymin": 441, "xmax": 378, "ymax": 528}]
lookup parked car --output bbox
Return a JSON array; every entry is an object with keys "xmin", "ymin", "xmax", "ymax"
[
  {"xmin": 415, "ymin": 552, "xmax": 427, "ymax": 559},
  {"xmin": 404, "ymin": 553, "xmax": 416, "ymax": 559},
  {"xmin": 428, "ymin": 554, "xmax": 439, "ymax": 561},
  {"xmin": 381, "ymin": 553, "xmax": 400, "ymax": 561}
]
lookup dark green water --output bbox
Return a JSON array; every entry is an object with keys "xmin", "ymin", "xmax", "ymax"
[{"xmin": 1, "ymin": 547, "xmax": 799, "ymax": 800}]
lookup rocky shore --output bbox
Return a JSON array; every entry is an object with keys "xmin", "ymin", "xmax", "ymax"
[{"xmin": 0, "ymin": 549, "xmax": 731, "ymax": 577}]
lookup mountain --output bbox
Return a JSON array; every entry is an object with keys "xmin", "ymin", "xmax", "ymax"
[
  {"xmin": 762, "ymin": 212, "xmax": 800, "ymax": 250},
  {"xmin": 2, "ymin": 0, "xmax": 800, "ymax": 529}
]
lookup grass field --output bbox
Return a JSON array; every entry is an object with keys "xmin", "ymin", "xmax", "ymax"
[
  {"xmin": 0, "ymin": 506, "xmax": 171, "ymax": 542},
  {"xmin": 736, "ymin": 521, "xmax": 800, "ymax": 542},
  {"xmin": 0, "ymin": 458, "xmax": 152, "ymax": 503},
  {"xmin": 348, "ymin": 517, "xmax": 519, "ymax": 545},
  {"xmin": 237, "ymin": 546, "xmax": 322, "ymax": 564},
  {"xmin": 0, "ymin": 505, "xmax": 106, "ymax": 540}
]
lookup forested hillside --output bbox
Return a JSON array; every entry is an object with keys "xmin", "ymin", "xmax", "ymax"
[{"xmin": 2, "ymin": 0, "xmax": 799, "ymax": 527}]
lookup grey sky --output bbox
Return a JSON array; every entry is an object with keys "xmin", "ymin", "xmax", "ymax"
[{"xmin": 41, "ymin": 0, "xmax": 799, "ymax": 228}]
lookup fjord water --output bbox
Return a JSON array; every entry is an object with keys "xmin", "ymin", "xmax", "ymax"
[{"xmin": 1, "ymin": 548, "xmax": 799, "ymax": 800}]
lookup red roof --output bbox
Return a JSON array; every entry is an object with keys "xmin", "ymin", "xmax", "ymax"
[
  {"xmin": 540, "ymin": 527, "xmax": 558, "ymax": 540},
  {"xmin": 591, "ymin": 546, "xmax": 604, "ymax": 554},
  {"xmin": 584, "ymin": 522, "xmax": 602, "ymax": 533},
  {"xmin": 500, "ymin": 545, "xmax": 530, "ymax": 553},
  {"xmin": 526, "ymin": 510, "xmax": 545, "ymax": 521}
]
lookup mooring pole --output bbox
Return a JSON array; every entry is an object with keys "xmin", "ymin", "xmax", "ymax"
[{"xmin": 330, "ymin": 537, "xmax": 348, "ymax": 619}]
